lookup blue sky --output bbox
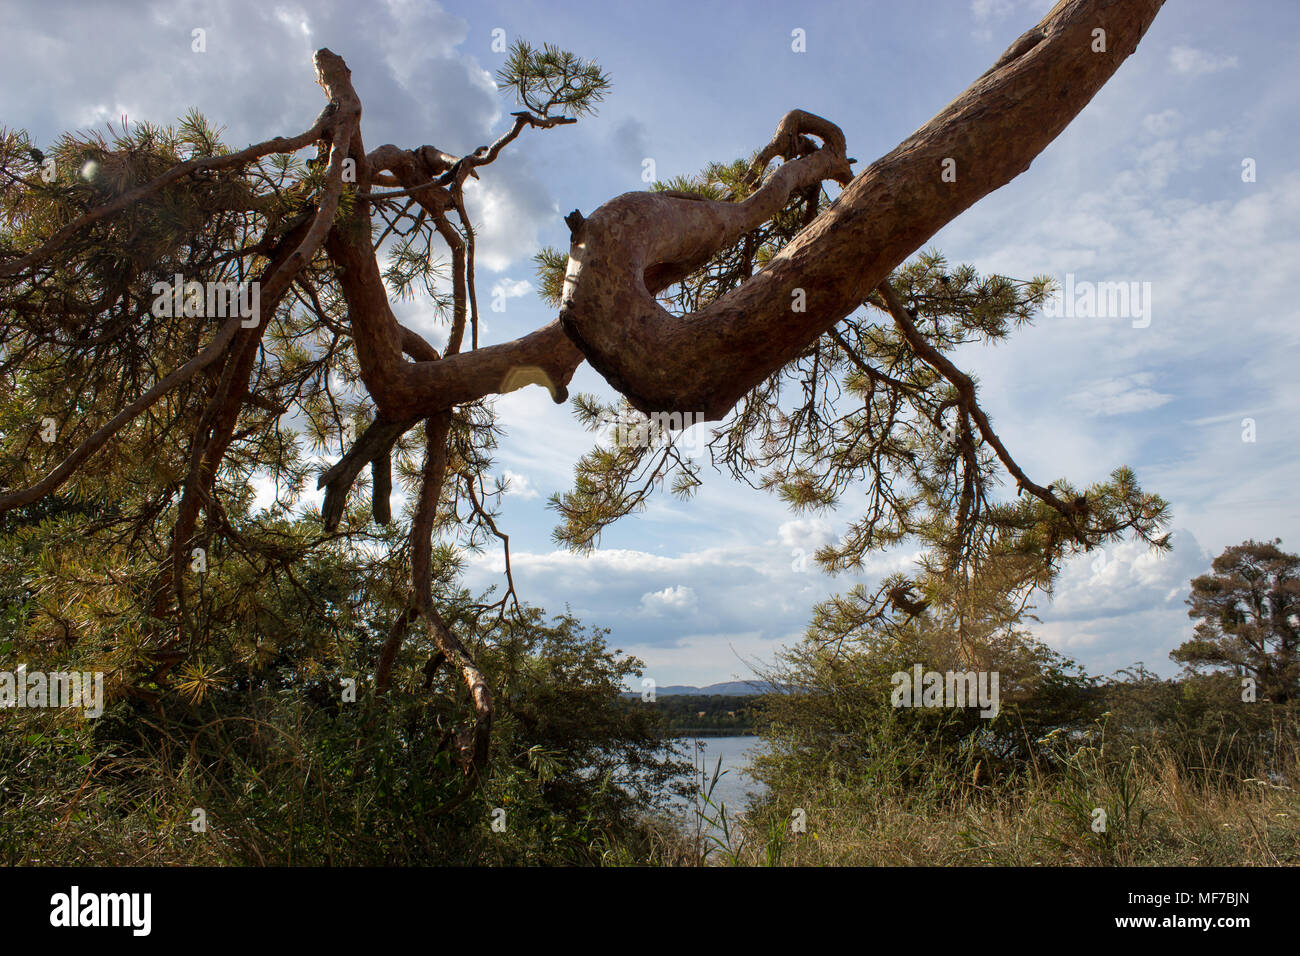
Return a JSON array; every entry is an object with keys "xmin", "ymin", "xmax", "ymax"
[{"xmin": 3, "ymin": 0, "xmax": 1297, "ymax": 686}]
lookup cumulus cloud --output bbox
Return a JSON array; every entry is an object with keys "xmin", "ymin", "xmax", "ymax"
[
  {"xmin": 2, "ymin": 1, "xmax": 483, "ymax": 146},
  {"xmin": 462, "ymin": 165, "xmax": 558, "ymax": 273},
  {"xmin": 1169, "ymin": 45, "xmax": 1240, "ymax": 76},
  {"xmin": 461, "ymin": 526, "xmax": 925, "ymax": 678},
  {"xmin": 501, "ymin": 469, "xmax": 540, "ymax": 500},
  {"xmin": 490, "ymin": 278, "xmax": 532, "ymax": 300},
  {"xmin": 464, "ymin": 541, "xmax": 834, "ymax": 652},
  {"xmin": 777, "ymin": 518, "xmax": 835, "ymax": 572},
  {"xmin": 777, "ymin": 517, "xmax": 834, "ymax": 552},
  {"xmin": 640, "ymin": 585, "xmax": 698, "ymax": 615},
  {"xmin": 1033, "ymin": 529, "xmax": 1212, "ymax": 676},
  {"xmin": 1, "ymin": 0, "xmax": 557, "ymax": 282}
]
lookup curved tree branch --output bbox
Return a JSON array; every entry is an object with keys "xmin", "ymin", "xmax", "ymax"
[{"xmin": 557, "ymin": 0, "xmax": 1166, "ymax": 420}]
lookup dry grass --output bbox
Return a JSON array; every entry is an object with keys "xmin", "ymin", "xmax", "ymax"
[{"xmin": 693, "ymin": 737, "xmax": 1300, "ymax": 867}]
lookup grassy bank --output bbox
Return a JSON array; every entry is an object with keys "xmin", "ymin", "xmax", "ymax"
[
  {"xmin": 687, "ymin": 729, "xmax": 1300, "ymax": 866},
  {"xmin": 5, "ymin": 668, "xmax": 1296, "ymax": 866}
]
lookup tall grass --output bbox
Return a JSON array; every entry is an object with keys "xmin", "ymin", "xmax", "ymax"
[
  {"xmin": 6, "ymin": 684, "xmax": 1297, "ymax": 866},
  {"xmin": 703, "ymin": 714, "xmax": 1300, "ymax": 866}
]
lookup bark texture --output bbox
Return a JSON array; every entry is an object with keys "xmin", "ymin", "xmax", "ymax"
[{"xmin": 557, "ymin": 0, "xmax": 1165, "ymax": 420}]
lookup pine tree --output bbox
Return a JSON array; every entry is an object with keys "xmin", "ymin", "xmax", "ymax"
[
  {"xmin": 1174, "ymin": 539, "xmax": 1300, "ymax": 704},
  {"xmin": 0, "ymin": 0, "xmax": 1170, "ymax": 801}
]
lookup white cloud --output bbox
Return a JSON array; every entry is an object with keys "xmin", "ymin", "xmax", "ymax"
[
  {"xmin": 1133, "ymin": 138, "xmax": 1180, "ymax": 190},
  {"xmin": 971, "ymin": 0, "xmax": 1016, "ymax": 20},
  {"xmin": 628, "ymin": 630, "xmax": 794, "ymax": 689},
  {"xmin": 1169, "ymin": 46, "xmax": 1239, "ymax": 76},
  {"xmin": 1127, "ymin": 123, "xmax": 1228, "ymax": 190},
  {"xmin": 490, "ymin": 278, "xmax": 532, "ymax": 300},
  {"xmin": 463, "ymin": 528, "xmax": 918, "ymax": 674},
  {"xmin": 1141, "ymin": 109, "xmax": 1182, "ymax": 137},
  {"xmin": 1032, "ymin": 529, "xmax": 1211, "ymax": 675},
  {"xmin": 968, "ymin": 0, "xmax": 1053, "ymax": 41},
  {"xmin": 501, "ymin": 469, "xmax": 540, "ymax": 500},
  {"xmin": 0, "ymin": 0, "xmax": 560, "ymax": 279},
  {"xmin": 463, "ymin": 170, "xmax": 558, "ymax": 273},
  {"xmin": 777, "ymin": 517, "xmax": 833, "ymax": 552},
  {"xmin": 640, "ymin": 585, "xmax": 698, "ymax": 615},
  {"xmin": 1067, "ymin": 373, "xmax": 1173, "ymax": 417}
]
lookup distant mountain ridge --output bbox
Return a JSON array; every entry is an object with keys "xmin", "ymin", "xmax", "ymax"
[{"xmin": 625, "ymin": 680, "xmax": 779, "ymax": 697}]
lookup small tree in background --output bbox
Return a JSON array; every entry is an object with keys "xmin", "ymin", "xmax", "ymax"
[{"xmin": 1173, "ymin": 539, "xmax": 1300, "ymax": 705}]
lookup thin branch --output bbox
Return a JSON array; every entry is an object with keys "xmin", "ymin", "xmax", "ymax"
[{"xmin": 875, "ymin": 281, "xmax": 1085, "ymax": 523}]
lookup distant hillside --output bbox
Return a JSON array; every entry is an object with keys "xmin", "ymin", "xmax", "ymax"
[
  {"xmin": 633, "ymin": 680, "xmax": 779, "ymax": 697},
  {"xmin": 618, "ymin": 691, "xmax": 768, "ymax": 735}
]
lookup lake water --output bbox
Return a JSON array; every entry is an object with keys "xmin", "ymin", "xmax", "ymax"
[{"xmin": 668, "ymin": 735, "xmax": 768, "ymax": 838}]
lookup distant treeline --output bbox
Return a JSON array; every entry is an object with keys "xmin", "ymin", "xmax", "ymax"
[{"xmin": 623, "ymin": 694, "xmax": 765, "ymax": 735}]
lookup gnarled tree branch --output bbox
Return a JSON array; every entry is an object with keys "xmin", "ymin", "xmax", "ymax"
[{"xmin": 556, "ymin": 0, "xmax": 1165, "ymax": 420}]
